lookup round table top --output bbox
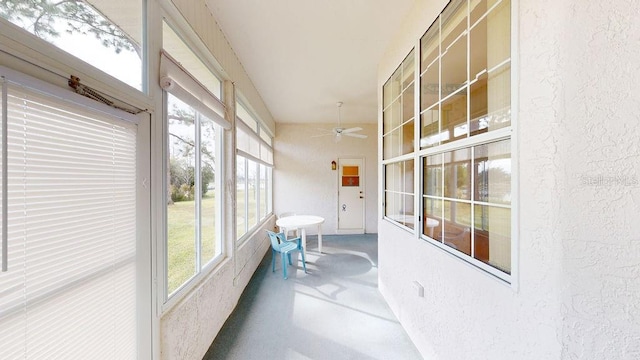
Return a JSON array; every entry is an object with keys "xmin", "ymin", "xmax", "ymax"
[{"xmin": 276, "ymin": 215, "xmax": 325, "ymax": 228}]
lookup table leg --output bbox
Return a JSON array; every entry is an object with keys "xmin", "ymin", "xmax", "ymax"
[{"xmin": 317, "ymin": 224, "xmax": 322, "ymax": 253}]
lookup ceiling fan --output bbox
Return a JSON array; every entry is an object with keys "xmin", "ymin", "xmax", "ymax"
[{"xmin": 312, "ymin": 101, "xmax": 368, "ymax": 142}]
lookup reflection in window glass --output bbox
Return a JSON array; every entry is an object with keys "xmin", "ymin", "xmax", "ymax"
[
  {"xmin": 383, "ymin": 50, "xmax": 415, "ymax": 160},
  {"xmin": 443, "ymin": 201, "xmax": 471, "ymax": 255},
  {"xmin": 422, "ymin": 139, "xmax": 511, "ymax": 274},
  {"xmin": 1, "ymin": 0, "xmax": 143, "ymax": 90},
  {"xmin": 384, "ymin": 160, "xmax": 415, "ymax": 229},
  {"xmin": 420, "ymin": 0, "xmax": 511, "ymax": 150}
]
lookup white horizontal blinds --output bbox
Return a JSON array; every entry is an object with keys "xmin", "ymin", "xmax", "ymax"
[
  {"xmin": 0, "ymin": 82, "xmax": 137, "ymax": 359},
  {"xmin": 160, "ymin": 51, "xmax": 230, "ymax": 130}
]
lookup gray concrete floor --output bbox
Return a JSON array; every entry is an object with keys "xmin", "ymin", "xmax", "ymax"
[{"xmin": 203, "ymin": 234, "xmax": 422, "ymax": 360}]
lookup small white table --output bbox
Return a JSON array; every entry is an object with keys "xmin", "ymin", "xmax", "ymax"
[{"xmin": 276, "ymin": 215, "xmax": 325, "ymax": 255}]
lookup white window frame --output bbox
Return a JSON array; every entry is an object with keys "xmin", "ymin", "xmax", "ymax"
[
  {"xmin": 380, "ymin": 0, "xmax": 517, "ymax": 285},
  {"xmin": 160, "ymin": 17, "xmax": 227, "ymax": 308},
  {"xmin": 235, "ymin": 99, "xmax": 273, "ymax": 243}
]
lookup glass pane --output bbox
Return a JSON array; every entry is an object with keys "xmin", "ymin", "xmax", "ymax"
[
  {"xmin": 474, "ymin": 139, "xmax": 511, "ymax": 204},
  {"xmin": 384, "ymin": 191, "xmax": 397, "ymax": 219},
  {"xmin": 385, "ymin": 163, "xmax": 399, "ymax": 193},
  {"xmin": 391, "ymin": 67, "xmax": 402, "ymax": 102},
  {"xmin": 391, "ymin": 98, "xmax": 401, "ymax": 131},
  {"xmin": 247, "ymin": 160, "xmax": 258, "ymax": 228},
  {"xmin": 383, "ymin": 108, "xmax": 392, "ymax": 135},
  {"xmin": 403, "ymin": 160, "xmax": 415, "ymax": 195},
  {"xmin": 402, "ymin": 194, "xmax": 415, "ymax": 229},
  {"xmin": 441, "ymin": 0, "xmax": 467, "ymax": 49},
  {"xmin": 383, "ymin": 78, "xmax": 393, "ymax": 108},
  {"xmin": 167, "ymin": 93, "xmax": 196, "ymax": 294},
  {"xmin": 402, "ymin": 83, "xmax": 415, "ymax": 122},
  {"xmin": 441, "ymin": 34, "xmax": 467, "ymax": 96},
  {"xmin": 420, "ymin": 106, "xmax": 440, "ymax": 148},
  {"xmin": 401, "ymin": 121, "xmax": 415, "ymax": 155},
  {"xmin": 444, "ymin": 148, "xmax": 471, "ymax": 200},
  {"xmin": 441, "ymin": 89, "xmax": 468, "ymax": 143},
  {"xmin": 420, "ymin": 62, "xmax": 440, "ymax": 111},
  {"xmin": 1, "ymin": 0, "xmax": 143, "ymax": 90},
  {"xmin": 423, "ymin": 197, "xmax": 443, "ymax": 240},
  {"xmin": 474, "ymin": 205, "xmax": 511, "ymax": 273},
  {"xmin": 470, "ymin": 13, "xmax": 488, "ymax": 81},
  {"xmin": 424, "ymin": 154, "xmax": 443, "ymax": 196},
  {"xmin": 443, "ymin": 201, "xmax": 471, "ymax": 255},
  {"xmin": 383, "ymin": 133, "xmax": 393, "ymax": 159},
  {"xmin": 267, "ymin": 167, "xmax": 273, "ymax": 214},
  {"xmin": 420, "ymin": 22, "xmax": 439, "ymax": 73},
  {"xmin": 470, "ymin": 72, "xmax": 489, "ymax": 136},
  {"xmin": 402, "ymin": 50, "xmax": 415, "ymax": 90},
  {"xmin": 487, "ymin": 63, "xmax": 511, "ymax": 130},
  {"xmin": 259, "ymin": 165, "xmax": 267, "ymax": 220},
  {"xmin": 486, "ymin": 0, "xmax": 511, "ymax": 70},
  {"xmin": 200, "ymin": 114, "xmax": 218, "ymax": 264},
  {"xmin": 236, "ymin": 156, "xmax": 247, "ymax": 238}
]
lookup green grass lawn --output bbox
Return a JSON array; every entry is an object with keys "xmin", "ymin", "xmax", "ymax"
[
  {"xmin": 167, "ymin": 190, "xmax": 259, "ymax": 294},
  {"xmin": 167, "ymin": 193, "xmax": 216, "ymax": 293}
]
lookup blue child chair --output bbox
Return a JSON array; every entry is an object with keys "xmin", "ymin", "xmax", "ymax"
[{"xmin": 266, "ymin": 230, "xmax": 307, "ymax": 279}]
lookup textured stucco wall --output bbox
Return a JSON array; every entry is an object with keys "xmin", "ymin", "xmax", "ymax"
[
  {"xmin": 274, "ymin": 123, "xmax": 378, "ymax": 234},
  {"xmin": 378, "ymin": 0, "xmax": 640, "ymax": 359}
]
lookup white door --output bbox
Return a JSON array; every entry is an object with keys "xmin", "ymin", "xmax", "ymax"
[{"xmin": 338, "ymin": 158, "xmax": 365, "ymax": 233}]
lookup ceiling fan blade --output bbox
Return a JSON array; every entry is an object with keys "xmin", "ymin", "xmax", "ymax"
[
  {"xmin": 341, "ymin": 127, "xmax": 363, "ymax": 134},
  {"xmin": 344, "ymin": 133, "xmax": 367, "ymax": 139}
]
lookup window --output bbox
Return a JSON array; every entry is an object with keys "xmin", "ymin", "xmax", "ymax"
[
  {"xmin": 420, "ymin": 0, "xmax": 512, "ymax": 279},
  {"xmin": 236, "ymin": 101, "xmax": 273, "ymax": 241},
  {"xmin": 382, "ymin": 50, "xmax": 416, "ymax": 230},
  {"xmin": 381, "ymin": 0, "xmax": 513, "ymax": 280},
  {"xmin": 162, "ymin": 21, "xmax": 228, "ymax": 298},
  {"xmin": 0, "ymin": 0, "xmax": 144, "ymax": 90}
]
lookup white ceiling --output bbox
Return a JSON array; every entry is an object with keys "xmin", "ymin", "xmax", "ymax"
[{"xmin": 205, "ymin": 0, "xmax": 415, "ymax": 125}]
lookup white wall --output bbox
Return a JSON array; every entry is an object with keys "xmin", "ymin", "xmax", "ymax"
[
  {"xmin": 377, "ymin": 1, "xmax": 640, "ymax": 359},
  {"xmin": 274, "ymin": 123, "xmax": 378, "ymax": 234}
]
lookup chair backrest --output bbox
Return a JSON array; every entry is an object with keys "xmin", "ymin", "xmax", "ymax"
[
  {"xmin": 278, "ymin": 212, "xmax": 296, "ymax": 219},
  {"xmin": 266, "ymin": 230, "xmax": 285, "ymax": 249}
]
